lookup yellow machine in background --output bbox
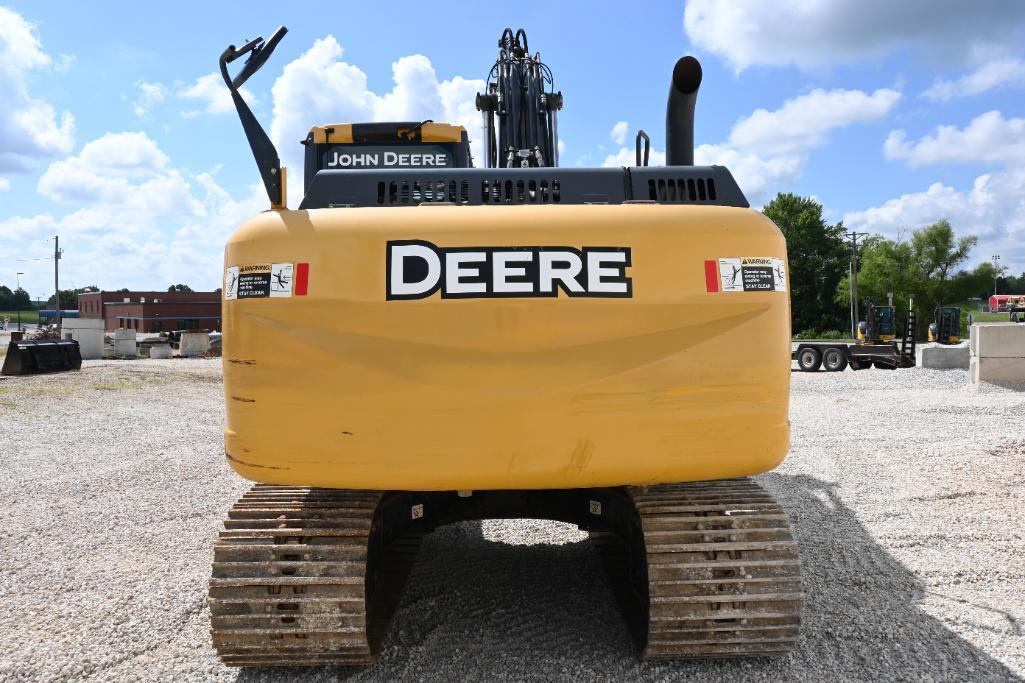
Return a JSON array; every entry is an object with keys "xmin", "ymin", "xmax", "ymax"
[
  {"xmin": 857, "ymin": 302, "xmax": 896, "ymax": 344},
  {"xmin": 929, "ymin": 306, "xmax": 961, "ymax": 344},
  {"xmin": 210, "ymin": 26, "xmax": 802, "ymax": 667}
]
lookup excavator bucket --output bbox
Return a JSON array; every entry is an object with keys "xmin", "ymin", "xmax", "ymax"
[{"xmin": 1, "ymin": 339, "xmax": 82, "ymax": 376}]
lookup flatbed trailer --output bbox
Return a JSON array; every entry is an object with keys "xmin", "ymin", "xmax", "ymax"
[{"xmin": 792, "ymin": 310, "xmax": 917, "ymax": 372}]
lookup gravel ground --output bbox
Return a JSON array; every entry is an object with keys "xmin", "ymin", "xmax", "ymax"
[{"xmin": 0, "ymin": 359, "xmax": 1023, "ymax": 682}]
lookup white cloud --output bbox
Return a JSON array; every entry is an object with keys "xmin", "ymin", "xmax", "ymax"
[
  {"xmin": 884, "ymin": 111, "xmax": 1025, "ymax": 168},
  {"xmin": 729, "ymin": 88, "xmax": 902, "ymax": 156},
  {"xmin": 268, "ymin": 36, "xmax": 484, "ymax": 203},
  {"xmin": 610, "ymin": 121, "xmax": 629, "ymax": 145},
  {"xmin": 37, "ymin": 132, "xmax": 175, "ymax": 203},
  {"xmin": 683, "ymin": 0, "xmax": 1025, "ymax": 72},
  {"xmin": 178, "ymin": 72, "xmax": 256, "ymax": 117},
  {"xmin": 922, "ymin": 58, "xmax": 1025, "ymax": 101},
  {"xmin": 0, "ymin": 177, "xmax": 10, "ymax": 192},
  {"xmin": 843, "ymin": 169, "xmax": 1025, "ymax": 268},
  {"xmin": 1, "ymin": 131, "xmax": 265, "ymax": 296},
  {"xmin": 603, "ymin": 86, "xmax": 900, "ymax": 204},
  {"xmin": 0, "ymin": 6, "xmax": 76, "ymax": 176},
  {"xmin": 130, "ymin": 80, "xmax": 169, "ymax": 116}
]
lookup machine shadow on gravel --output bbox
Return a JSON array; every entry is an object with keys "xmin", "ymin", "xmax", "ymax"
[{"xmin": 233, "ymin": 473, "xmax": 1016, "ymax": 682}]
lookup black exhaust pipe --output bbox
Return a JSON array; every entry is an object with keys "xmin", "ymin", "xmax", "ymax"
[{"xmin": 666, "ymin": 56, "xmax": 702, "ymax": 166}]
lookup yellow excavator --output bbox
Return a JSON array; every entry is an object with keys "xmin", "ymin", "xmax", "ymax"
[{"xmin": 210, "ymin": 26, "xmax": 802, "ymax": 666}]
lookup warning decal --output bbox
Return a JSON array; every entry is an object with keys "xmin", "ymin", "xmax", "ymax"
[
  {"xmin": 711, "ymin": 257, "xmax": 787, "ymax": 293},
  {"xmin": 224, "ymin": 266, "xmax": 240, "ymax": 300},
  {"xmin": 225, "ymin": 263, "xmax": 309, "ymax": 300}
]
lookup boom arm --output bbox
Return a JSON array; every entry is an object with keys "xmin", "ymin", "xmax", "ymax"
[
  {"xmin": 476, "ymin": 29, "xmax": 563, "ymax": 168},
  {"xmin": 219, "ymin": 26, "xmax": 288, "ymax": 208}
]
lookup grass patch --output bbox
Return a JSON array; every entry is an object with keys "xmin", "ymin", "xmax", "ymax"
[
  {"xmin": 92, "ymin": 375, "xmax": 168, "ymax": 391},
  {"xmin": 970, "ymin": 311, "xmax": 1011, "ymax": 323},
  {"xmin": 0, "ymin": 310, "xmax": 40, "ymax": 325}
]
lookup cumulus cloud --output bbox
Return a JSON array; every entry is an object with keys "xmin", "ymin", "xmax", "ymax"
[
  {"xmin": 729, "ymin": 88, "xmax": 902, "ymax": 156},
  {"xmin": 843, "ymin": 169, "xmax": 1025, "ymax": 267},
  {"xmin": 683, "ymin": 0, "xmax": 1025, "ymax": 71},
  {"xmin": 1, "ymin": 131, "xmax": 265, "ymax": 295},
  {"xmin": 884, "ymin": 111, "xmax": 1025, "ymax": 168},
  {"xmin": 129, "ymin": 80, "xmax": 169, "ymax": 116},
  {"xmin": 921, "ymin": 58, "xmax": 1025, "ymax": 101},
  {"xmin": 178, "ymin": 72, "xmax": 256, "ymax": 117},
  {"xmin": 267, "ymin": 36, "xmax": 484, "ymax": 203},
  {"xmin": 0, "ymin": 6, "xmax": 76, "ymax": 176},
  {"xmin": 610, "ymin": 121, "xmax": 629, "ymax": 145},
  {"xmin": 603, "ymin": 86, "xmax": 901, "ymax": 203}
]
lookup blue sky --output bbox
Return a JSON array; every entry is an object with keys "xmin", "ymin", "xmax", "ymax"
[{"xmin": 1, "ymin": 1, "xmax": 1024, "ymax": 299}]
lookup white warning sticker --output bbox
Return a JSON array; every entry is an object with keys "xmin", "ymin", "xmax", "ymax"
[
  {"xmin": 270, "ymin": 263, "xmax": 294, "ymax": 298},
  {"xmin": 224, "ymin": 266, "xmax": 240, "ymax": 300},
  {"xmin": 224, "ymin": 263, "xmax": 295, "ymax": 299},
  {"xmin": 718, "ymin": 257, "xmax": 787, "ymax": 293}
]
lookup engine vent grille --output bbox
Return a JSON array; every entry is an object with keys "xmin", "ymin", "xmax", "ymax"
[
  {"xmin": 647, "ymin": 176, "xmax": 717, "ymax": 202},
  {"xmin": 376, "ymin": 178, "xmax": 563, "ymax": 205}
]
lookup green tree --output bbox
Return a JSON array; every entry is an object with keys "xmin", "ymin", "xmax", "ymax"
[
  {"xmin": 168, "ymin": 284, "xmax": 193, "ymax": 292},
  {"xmin": 46, "ymin": 286, "xmax": 99, "ymax": 308},
  {"xmin": 762, "ymin": 193, "xmax": 849, "ymax": 335},
  {"xmin": 836, "ymin": 220, "xmax": 993, "ymax": 337}
]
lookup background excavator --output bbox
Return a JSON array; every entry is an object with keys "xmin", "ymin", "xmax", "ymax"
[
  {"xmin": 929, "ymin": 306, "xmax": 961, "ymax": 344},
  {"xmin": 210, "ymin": 26, "xmax": 803, "ymax": 667},
  {"xmin": 857, "ymin": 301, "xmax": 896, "ymax": 344}
]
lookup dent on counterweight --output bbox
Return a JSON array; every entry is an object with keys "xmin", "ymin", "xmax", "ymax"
[{"xmin": 225, "ymin": 450, "xmax": 286, "ymax": 470}]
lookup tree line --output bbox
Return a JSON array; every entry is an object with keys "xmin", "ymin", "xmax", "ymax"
[
  {"xmin": 763, "ymin": 193, "xmax": 1000, "ymax": 338},
  {"xmin": 1, "ymin": 284, "xmax": 196, "ymax": 309}
]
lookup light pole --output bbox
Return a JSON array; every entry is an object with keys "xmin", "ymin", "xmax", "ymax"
[{"xmin": 16, "ymin": 272, "xmax": 24, "ymax": 331}]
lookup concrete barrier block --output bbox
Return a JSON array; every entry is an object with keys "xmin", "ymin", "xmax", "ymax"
[
  {"xmin": 179, "ymin": 332, "xmax": 210, "ymax": 358},
  {"xmin": 113, "ymin": 328, "xmax": 137, "ymax": 358},
  {"xmin": 69, "ymin": 328, "xmax": 104, "ymax": 360},
  {"xmin": 971, "ymin": 323, "xmax": 1025, "ymax": 358},
  {"xmin": 149, "ymin": 343, "xmax": 172, "ymax": 359},
  {"xmin": 970, "ymin": 356, "xmax": 1025, "ymax": 383},
  {"xmin": 918, "ymin": 342, "xmax": 970, "ymax": 369},
  {"xmin": 61, "ymin": 318, "xmax": 104, "ymax": 331}
]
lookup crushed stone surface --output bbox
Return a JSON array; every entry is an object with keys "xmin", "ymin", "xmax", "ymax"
[{"xmin": 0, "ymin": 360, "xmax": 1022, "ymax": 681}]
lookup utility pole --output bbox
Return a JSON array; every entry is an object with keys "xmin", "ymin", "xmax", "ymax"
[
  {"xmin": 16, "ymin": 271, "xmax": 24, "ymax": 331},
  {"xmin": 53, "ymin": 235, "xmax": 62, "ymax": 334},
  {"xmin": 992, "ymin": 254, "xmax": 1001, "ymax": 299},
  {"xmin": 845, "ymin": 231, "xmax": 868, "ymax": 338}
]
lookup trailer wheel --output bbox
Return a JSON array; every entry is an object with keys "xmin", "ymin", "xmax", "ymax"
[
  {"xmin": 797, "ymin": 347, "xmax": 822, "ymax": 372},
  {"xmin": 822, "ymin": 347, "xmax": 848, "ymax": 372}
]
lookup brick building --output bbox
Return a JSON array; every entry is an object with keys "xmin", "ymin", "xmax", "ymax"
[{"xmin": 78, "ymin": 291, "xmax": 221, "ymax": 333}]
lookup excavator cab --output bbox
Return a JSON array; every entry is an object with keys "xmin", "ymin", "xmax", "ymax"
[
  {"xmin": 858, "ymin": 303, "xmax": 896, "ymax": 344},
  {"xmin": 928, "ymin": 306, "xmax": 961, "ymax": 344}
]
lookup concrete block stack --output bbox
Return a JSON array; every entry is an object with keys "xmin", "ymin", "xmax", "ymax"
[
  {"xmin": 149, "ymin": 344, "xmax": 172, "ymax": 359},
  {"xmin": 969, "ymin": 323, "xmax": 1025, "ymax": 383},
  {"xmin": 60, "ymin": 318, "xmax": 104, "ymax": 360},
  {"xmin": 113, "ymin": 328, "xmax": 138, "ymax": 358},
  {"xmin": 918, "ymin": 342, "xmax": 970, "ymax": 369},
  {"xmin": 178, "ymin": 332, "xmax": 210, "ymax": 358}
]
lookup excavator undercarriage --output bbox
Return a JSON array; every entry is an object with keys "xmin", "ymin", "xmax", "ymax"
[{"xmin": 210, "ymin": 480, "xmax": 802, "ymax": 665}]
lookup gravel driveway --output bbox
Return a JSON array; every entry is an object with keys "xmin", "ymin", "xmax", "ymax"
[{"xmin": 1, "ymin": 360, "xmax": 1022, "ymax": 681}]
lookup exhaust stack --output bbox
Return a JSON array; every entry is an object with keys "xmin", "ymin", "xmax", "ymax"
[{"xmin": 666, "ymin": 56, "xmax": 702, "ymax": 166}]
